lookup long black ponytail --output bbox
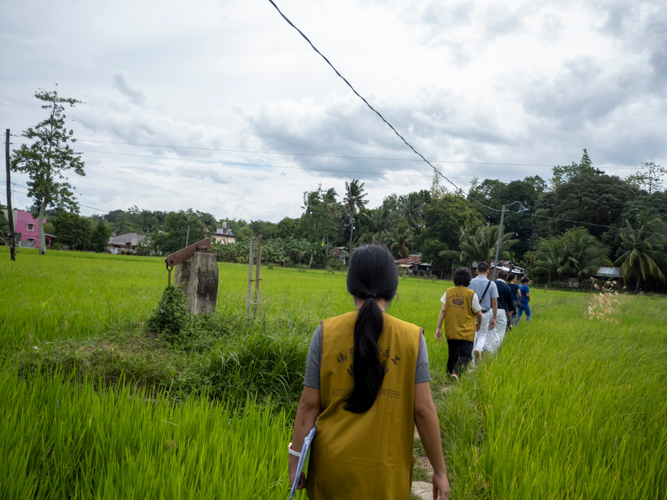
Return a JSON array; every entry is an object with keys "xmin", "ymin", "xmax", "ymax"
[{"xmin": 344, "ymin": 245, "xmax": 398, "ymax": 413}]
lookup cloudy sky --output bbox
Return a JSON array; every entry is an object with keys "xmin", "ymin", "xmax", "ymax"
[{"xmin": 2, "ymin": 0, "xmax": 665, "ymax": 221}]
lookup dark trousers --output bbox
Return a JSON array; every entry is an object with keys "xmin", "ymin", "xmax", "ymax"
[{"xmin": 446, "ymin": 339, "xmax": 474, "ymax": 376}]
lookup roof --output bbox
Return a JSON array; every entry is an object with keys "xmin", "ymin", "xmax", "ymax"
[
  {"xmin": 597, "ymin": 266, "xmax": 621, "ymax": 277},
  {"xmin": 108, "ymin": 233, "xmax": 144, "ymax": 246},
  {"xmin": 395, "ymin": 255, "xmax": 432, "ymax": 267}
]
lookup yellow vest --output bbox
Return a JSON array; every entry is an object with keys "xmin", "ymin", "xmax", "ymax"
[
  {"xmin": 444, "ymin": 286, "xmax": 476, "ymax": 341},
  {"xmin": 307, "ymin": 310, "xmax": 421, "ymax": 500}
]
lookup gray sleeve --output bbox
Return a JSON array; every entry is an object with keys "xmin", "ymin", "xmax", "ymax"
[
  {"xmin": 490, "ymin": 282, "xmax": 499, "ymax": 299},
  {"xmin": 303, "ymin": 325, "xmax": 322, "ymax": 389},
  {"xmin": 415, "ymin": 332, "xmax": 431, "ymax": 383}
]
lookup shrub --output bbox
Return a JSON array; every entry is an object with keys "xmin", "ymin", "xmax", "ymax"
[{"xmin": 146, "ymin": 286, "xmax": 190, "ymax": 337}]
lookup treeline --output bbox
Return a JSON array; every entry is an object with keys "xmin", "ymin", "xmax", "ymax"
[{"xmin": 23, "ymin": 150, "xmax": 667, "ymax": 292}]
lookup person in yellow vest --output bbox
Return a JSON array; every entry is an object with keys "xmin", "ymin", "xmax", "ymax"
[
  {"xmin": 288, "ymin": 245, "xmax": 450, "ymax": 499},
  {"xmin": 434, "ymin": 267, "xmax": 483, "ymax": 382}
]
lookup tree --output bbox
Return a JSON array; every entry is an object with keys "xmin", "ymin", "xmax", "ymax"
[
  {"xmin": 153, "ymin": 211, "xmax": 206, "ymax": 254},
  {"xmin": 534, "ymin": 228, "xmax": 611, "ymax": 282},
  {"xmin": 362, "ymin": 205, "xmax": 395, "ymax": 244},
  {"xmin": 52, "ymin": 211, "xmax": 92, "ymax": 250},
  {"xmin": 0, "ymin": 205, "xmax": 9, "ymax": 245},
  {"xmin": 344, "ymin": 179, "xmax": 368, "ymax": 252},
  {"xmin": 615, "ymin": 211, "xmax": 667, "ymax": 292},
  {"xmin": 467, "ymin": 176, "xmax": 546, "ymax": 259},
  {"xmin": 389, "ymin": 226, "xmax": 414, "ymax": 258},
  {"xmin": 417, "ymin": 193, "xmax": 484, "ymax": 266},
  {"xmin": 534, "ymin": 173, "xmax": 638, "ymax": 240},
  {"xmin": 625, "ymin": 162, "xmax": 665, "ymax": 194},
  {"xmin": 91, "ymin": 221, "xmax": 112, "ymax": 253},
  {"xmin": 443, "ymin": 225, "xmax": 518, "ymax": 270},
  {"xmin": 10, "ymin": 89, "xmax": 85, "ymax": 254},
  {"xmin": 550, "ymin": 149, "xmax": 604, "ymax": 190}
]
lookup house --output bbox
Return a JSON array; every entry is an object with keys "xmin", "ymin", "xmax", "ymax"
[
  {"xmin": 596, "ymin": 267, "xmax": 621, "ymax": 278},
  {"xmin": 395, "ymin": 254, "xmax": 433, "ymax": 275},
  {"xmin": 210, "ymin": 222, "xmax": 236, "ymax": 245},
  {"xmin": 1, "ymin": 209, "xmax": 55, "ymax": 249},
  {"xmin": 108, "ymin": 233, "xmax": 145, "ymax": 254},
  {"xmin": 490, "ymin": 260, "xmax": 525, "ymax": 277}
]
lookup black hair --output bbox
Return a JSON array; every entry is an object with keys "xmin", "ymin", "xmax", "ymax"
[
  {"xmin": 507, "ymin": 272, "xmax": 516, "ymax": 283},
  {"xmin": 497, "ymin": 270, "xmax": 509, "ymax": 280},
  {"xmin": 453, "ymin": 267, "xmax": 472, "ymax": 287},
  {"xmin": 521, "ymin": 276, "xmax": 530, "ymax": 283},
  {"xmin": 477, "ymin": 262, "xmax": 489, "ymax": 273},
  {"xmin": 344, "ymin": 245, "xmax": 398, "ymax": 414}
]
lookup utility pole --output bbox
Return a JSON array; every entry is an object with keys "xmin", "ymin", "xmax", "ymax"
[
  {"xmin": 5, "ymin": 129, "xmax": 16, "ymax": 261},
  {"xmin": 253, "ymin": 234, "xmax": 263, "ymax": 319},
  {"xmin": 492, "ymin": 205, "xmax": 506, "ymax": 280},
  {"xmin": 246, "ymin": 235, "xmax": 254, "ymax": 318},
  {"xmin": 185, "ymin": 225, "xmax": 190, "ymax": 247}
]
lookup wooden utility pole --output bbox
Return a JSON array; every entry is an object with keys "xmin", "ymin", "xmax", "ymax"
[
  {"xmin": 253, "ymin": 234, "xmax": 263, "ymax": 319},
  {"xmin": 5, "ymin": 129, "xmax": 16, "ymax": 261},
  {"xmin": 246, "ymin": 236, "xmax": 254, "ymax": 317}
]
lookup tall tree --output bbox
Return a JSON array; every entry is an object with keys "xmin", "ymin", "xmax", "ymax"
[
  {"xmin": 615, "ymin": 211, "xmax": 667, "ymax": 292},
  {"xmin": 344, "ymin": 179, "xmax": 368, "ymax": 252},
  {"xmin": 52, "ymin": 211, "xmax": 92, "ymax": 251},
  {"xmin": 91, "ymin": 220, "xmax": 112, "ymax": 253},
  {"xmin": 11, "ymin": 89, "xmax": 85, "ymax": 254},
  {"xmin": 625, "ymin": 162, "xmax": 665, "ymax": 194},
  {"xmin": 550, "ymin": 149, "xmax": 604, "ymax": 190}
]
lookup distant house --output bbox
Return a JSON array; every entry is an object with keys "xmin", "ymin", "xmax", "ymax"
[
  {"xmin": 108, "ymin": 233, "xmax": 145, "ymax": 254},
  {"xmin": 490, "ymin": 260, "xmax": 525, "ymax": 277},
  {"xmin": 396, "ymin": 254, "xmax": 432, "ymax": 275},
  {"xmin": 596, "ymin": 267, "xmax": 621, "ymax": 278},
  {"xmin": 210, "ymin": 222, "xmax": 236, "ymax": 245},
  {"xmin": 1, "ymin": 209, "xmax": 55, "ymax": 249}
]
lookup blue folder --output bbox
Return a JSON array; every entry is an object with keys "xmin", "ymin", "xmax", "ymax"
[{"xmin": 288, "ymin": 420, "xmax": 317, "ymax": 499}]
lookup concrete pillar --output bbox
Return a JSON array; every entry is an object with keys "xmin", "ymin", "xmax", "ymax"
[{"xmin": 174, "ymin": 252, "xmax": 219, "ymax": 315}]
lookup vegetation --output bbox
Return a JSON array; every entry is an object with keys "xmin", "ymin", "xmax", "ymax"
[
  {"xmin": 1, "ymin": 249, "xmax": 665, "ymax": 498},
  {"xmin": 10, "ymin": 89, "xmax": 85, "ymax": 254}
]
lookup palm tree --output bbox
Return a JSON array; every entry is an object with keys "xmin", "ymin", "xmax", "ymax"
[
  {"xmin": 442, "ymin": 225, "xmax": 517, "ymax": 270},
  {"xmin": 399, "ymin": 195, "xmax": 423, "ymax": 231},
  {"xmin": 534, "ymin": 238, "xmax": 568, "ymax": 282},
  {"xmin": 363, "ymin": 206, "xmax": 395, "ymax": 244},
  {"xmin": 615, "ymin": 211, "xmax": 667, "ymax": 292},
  {"xmin": 344, "ymin": 179, "xmax": 368, "ymax": 253},
  {"xmin": 389, "ymin": 226, "xmax": 414, "ymax": 258},
  {"xmin": 561, "ymin": 228, "xmax": 611, "ymax": 279}
]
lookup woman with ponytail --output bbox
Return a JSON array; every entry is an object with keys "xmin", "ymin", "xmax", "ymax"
[{"xmin": 288, "ymin": 245, "xmax": 450, "ymax": 499}]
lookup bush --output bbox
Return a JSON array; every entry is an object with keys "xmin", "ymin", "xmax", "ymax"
[{"xmin": 146, "ymin": 286, "xmax": 190, "ymax": 337}]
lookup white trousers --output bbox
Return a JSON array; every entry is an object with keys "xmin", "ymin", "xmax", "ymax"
[
  {"xmin": 473, "ymin": 311, "xmax": 492, "ymax": 354},
  {"xmin": 487, "ymin": 311, "xmax": 508, "ymax": 353}
]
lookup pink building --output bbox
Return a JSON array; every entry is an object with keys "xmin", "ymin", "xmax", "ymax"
[{"xmin": 2, "ymin": 209, "xmax": 54, "ymax": 249}]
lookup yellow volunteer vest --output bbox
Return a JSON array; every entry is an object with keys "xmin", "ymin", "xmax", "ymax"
[
  {"xmin": 306, "ymin": 310, "xmax": 421, "ymax": 500},
  {"xmin": 444, "ymin": 286, "xmax": 476, "ymax": 341}
]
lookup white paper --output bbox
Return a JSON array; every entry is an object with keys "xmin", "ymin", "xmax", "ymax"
[{"xmin": 288, "ymin": 419, "xmax": 317, "ymax": 499}]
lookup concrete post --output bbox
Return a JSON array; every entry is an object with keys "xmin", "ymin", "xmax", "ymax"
[{"xmin": 174, "ymin": 252, "xmax": 219, "ymax": 315}]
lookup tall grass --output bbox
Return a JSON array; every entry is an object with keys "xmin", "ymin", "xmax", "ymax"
[
  {"xmin": 438, "ymin": 290, "xmax": 667, "ymax": 498},
  {"xmin": 0, "ymin": 367, "xmax": 292, "ymax": 499}
]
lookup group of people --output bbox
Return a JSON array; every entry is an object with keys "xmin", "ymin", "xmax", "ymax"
[
  {"xmin": 287, "ymin": 247, "xmax": 532, "ymax": 499},
  {"xmin": 435, "ymin": 262, "xmax": 532, "ymax": 380}
]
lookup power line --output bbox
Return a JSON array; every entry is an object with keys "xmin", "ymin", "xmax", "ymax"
[
  {"xmin": 76, "ymin": 139, "xmax": 563, "ymax": 168},
  {"xmin": 75, "ymin": 148, "xmax": 523, "ymax": 180},
  {"xmin": 2, "ymin": 181, "xmax": 108, "ymax": 213},
  {"xmin": 266, "ymin": 0, "xmax": 461, "ymax": 191}
]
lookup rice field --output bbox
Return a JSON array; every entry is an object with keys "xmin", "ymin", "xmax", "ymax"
[{"xmin": 1, "ymin": 248, "xmax": 666, "ymax": 498}]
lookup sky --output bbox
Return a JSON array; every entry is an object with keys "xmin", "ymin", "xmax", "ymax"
[{"xmin": 2, "ymin": 0, "xmax": 666, "ymax": 222}]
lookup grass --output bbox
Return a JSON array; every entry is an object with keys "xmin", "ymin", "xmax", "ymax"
[{"xmin": 2, "ymin": 248, "xmax": 666, "ymax": 498}]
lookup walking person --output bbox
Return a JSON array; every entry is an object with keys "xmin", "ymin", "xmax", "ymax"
[
  {"xmin": 289, "ymin": 245, "xmax": 450, "ymax": 499},
  {"xmin": 435, "ymin": 267, "xmax": 483, "ymax": 382},
  {"xmin": 467, "ymin": 262, "xmax": 498, "ymax": 360},
  {"xmin": 516, "ymin": 277, "xmax": 532, "ymax": 324},
  {"xmin": 491, "ymin": 270, "xmax": 516, "ymax": 351},
  {"xmin": 507, "ymin": 273, "xmax": 521, "ymax": 328}
]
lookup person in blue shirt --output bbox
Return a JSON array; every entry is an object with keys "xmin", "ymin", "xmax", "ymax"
[
  {"xmin": 517, "ymin": 277, "xmax": 531, "ymax": 323},
  {"xmin": 507, "ymin": 273, "xmax": 521, "ymax": 328}
]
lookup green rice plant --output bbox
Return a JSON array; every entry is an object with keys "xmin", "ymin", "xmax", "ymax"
[{"xmin": 0, "ymin": 366, "xmax": 293, "ymax": 499}]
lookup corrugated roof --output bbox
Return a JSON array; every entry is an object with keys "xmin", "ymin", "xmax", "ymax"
[{"xmin": 108, "ymin": 233, "xmax": 144, "ymax": 246}]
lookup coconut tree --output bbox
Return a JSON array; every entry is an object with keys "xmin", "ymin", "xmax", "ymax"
[
  {"xmin": 615, "ymin": 210, "xmax": 667, "ymax": 292},
  {"xmin": 344, "ymin": 179, "xmax": 368, "ymax": 253},
  {"xmin": 363, "ymin": 205, "xmax": 395, "ymax": 245},
  {"xmin": 389, "ymin": 226, "xmax": 414, "ymax": 258},
  {"xmin": 534, "ymin": 238, "xmax": 568, "ymax": 282},
  {"xmin": 561, "ymin": 227, "xmax": 612, "ymax": 279},
  {"xmin": 399, "ymin": 195, "xmax": 423, "ymax": 231},
  {"xmin": 442, "ymin": 225, "xmax": 517, "ymax": 270}
]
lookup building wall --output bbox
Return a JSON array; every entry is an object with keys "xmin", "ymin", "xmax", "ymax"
[{"xmin": 3, "ymin": 210, "xmax": 46, "ymax": 247}]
